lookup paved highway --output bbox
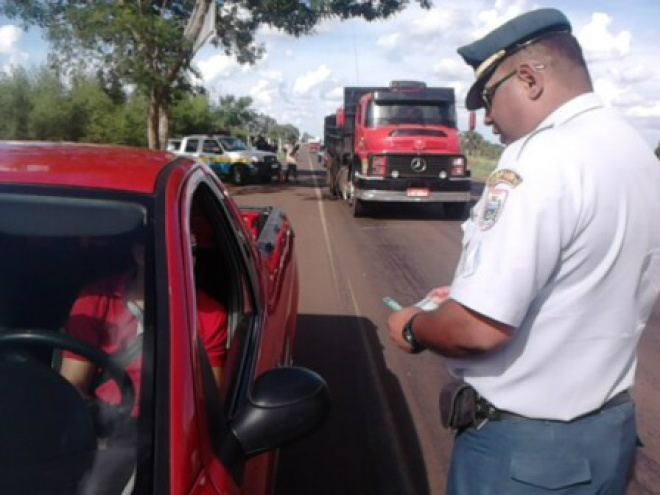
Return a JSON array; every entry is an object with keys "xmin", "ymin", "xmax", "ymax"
[{"xmin": 229, "ymin": 148, "xmax": 660, "ymax": 495}]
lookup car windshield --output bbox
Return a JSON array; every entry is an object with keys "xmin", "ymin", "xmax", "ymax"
[
  {"xmin": 365, "ymin": 102, "xmax": 456, "ymax": 128},
  {"xmin": 0, "ymin": 188, "xmax": 153, "ymax": 495},
  {"xmin": 217, "ymin": 136, "xmax": 248, "ymax": 151}
]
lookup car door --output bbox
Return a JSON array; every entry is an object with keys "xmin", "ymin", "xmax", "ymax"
[{"xmin": 175, "ymin": 169, "xmax": 277, "ymax": 494}]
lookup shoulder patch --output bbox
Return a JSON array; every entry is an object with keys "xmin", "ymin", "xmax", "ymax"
[
  {"xmin": 486, "ymin": 169, "xmax": 523, "ymax": 189},
  {"xmin": 479, "ymin": 188, "xmax": 508, "ymax": 230}
]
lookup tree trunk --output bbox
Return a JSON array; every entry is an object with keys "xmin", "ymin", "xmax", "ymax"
[
  {"xmin": 158, "ymin": 101, "xmax": 169, "ymax": 151},
  {"xmin": 147, "ymin": 90, "xmax": 160, "ymax": 150}
]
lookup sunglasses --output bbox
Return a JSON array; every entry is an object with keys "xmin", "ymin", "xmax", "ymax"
[
  {"xmin": 481, "ymin": 64, "xmax": 547, "ymax": 111},
  {"xmin": 481, "ymin": 69, "xmax": 517, "ymax": 111}
]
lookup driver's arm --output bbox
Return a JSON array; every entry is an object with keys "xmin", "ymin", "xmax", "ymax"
[{"xmin": 60, "ymin": 357, "xmax": 96, "ymax": 399}]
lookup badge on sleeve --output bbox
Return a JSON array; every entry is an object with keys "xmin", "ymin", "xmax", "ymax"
[
  {"xmin": 487, "ymin": 169, "xmax": 523, "ymax": 189},
  {"xmin": 479, "ymin": 169, "xmax": 523, "ymax": 230}
]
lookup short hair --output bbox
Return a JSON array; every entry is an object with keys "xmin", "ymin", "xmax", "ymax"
[{"xmin": 513, "ymin": 32, "xmax": 588, "ymax": 72}]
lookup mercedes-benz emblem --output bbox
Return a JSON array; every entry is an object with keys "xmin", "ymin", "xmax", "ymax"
[{"xmin": 411, "ymin": 157, "xmax": 426, "ymax": 173}]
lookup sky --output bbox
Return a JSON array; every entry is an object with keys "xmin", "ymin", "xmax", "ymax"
[{"xmin": 1, "ymin": 0, "xmax": 660, "ymax": 147}]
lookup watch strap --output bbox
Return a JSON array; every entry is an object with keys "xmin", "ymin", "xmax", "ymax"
[{"xmin": 403, "ymin": 313, "xmax": 426, "ymax": 354}]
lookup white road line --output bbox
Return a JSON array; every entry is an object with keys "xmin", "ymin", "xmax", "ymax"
[{"xmin": 306, "ymin": 155, "xmax": 344, "ymax": 303}]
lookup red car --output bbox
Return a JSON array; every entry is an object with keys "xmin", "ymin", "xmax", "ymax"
[{"xmin": 0, "ymin": 142, "xmax": 329, "ymax": 495}]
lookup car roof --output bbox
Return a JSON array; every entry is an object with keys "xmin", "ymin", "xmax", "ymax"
[{"xmin": 0, "ymin": 141, "xmax": 190, "ymax": 194}]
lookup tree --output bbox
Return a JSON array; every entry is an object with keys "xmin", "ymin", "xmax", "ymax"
[
  {"xmin": 1, "ymin": 0, "xmax": 430, "ymax": 149},
  {"xmin": 29, "ymin": 66, "xmax": 73, "ymax": 141},
  {"xmin": 0, "ymin": 67, "xmax": 32, "ymax": 139},
  {"xmin": 213, "ymin": 95, "xmax": 256, "ymax": 132},
  {"xmin": 655, "ymin": 142, "xmax": 660, "ymax": 160}
]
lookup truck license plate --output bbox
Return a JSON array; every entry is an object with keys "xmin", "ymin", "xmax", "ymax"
[{"xmin": 407, "ymin": 188, "xmax": 429, "ymax": 197}]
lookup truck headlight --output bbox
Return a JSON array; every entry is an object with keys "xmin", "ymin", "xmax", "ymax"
[
  {"xmin": 370, "ymin": 155, "xmax": 388, "ymax": 177},
  {"xmin": 450, "ymin": 157, "xmax": 466, "ymax": 176}
]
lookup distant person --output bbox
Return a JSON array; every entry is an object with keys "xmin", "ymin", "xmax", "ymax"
[
  {"xmin": 254, "ymin": 135, "xmax": 272, "ymax": 152},
  {"xmin": 386, "ymin": 8, "xmax": 660, "ymax": 495},
  {"xmin": 285, "ymin": 142, "xmax": 299, "ymax": 182}
]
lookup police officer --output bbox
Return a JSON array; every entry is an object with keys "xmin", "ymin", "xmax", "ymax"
[{"xmin": 387, "ymin": 8, "xmax": 660, "ymax": 495}]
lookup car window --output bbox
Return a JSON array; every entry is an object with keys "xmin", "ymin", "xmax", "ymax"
[
  {"xmin": 185, "ymin": 139, "xmax": 199, "ymax": 153},
  {"xmin": 217, "ymin": 136, "xmax": 248, "ymax": 152},
  {"xmin": 202, "ymin": 139, "xmax": 222, "ymax": 154},
  {"xmin": 0, "ymin": 188, "xmax": 153, "ymax": 495},
  {"xmin": 185, "ymin": 182, "xmax": 258, "ymax": 452}
]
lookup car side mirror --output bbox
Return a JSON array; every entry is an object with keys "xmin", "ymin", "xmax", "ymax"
[{"xmin": 231, "ymin": 366, "xmax": 330, "ymax": 457}]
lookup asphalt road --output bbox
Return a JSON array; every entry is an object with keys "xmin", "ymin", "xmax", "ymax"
[{"xmin": 229, "ymin": 149, "xmax": 660, "ymax": 495}]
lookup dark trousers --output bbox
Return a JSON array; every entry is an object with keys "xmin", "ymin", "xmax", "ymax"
[
  {"xmin": 285, "ymin": 163, "xmax": 297, "ymax": 181},
  {"xmin": 447, "ymin": 400, "xmax": 636, "ymax": 494}
]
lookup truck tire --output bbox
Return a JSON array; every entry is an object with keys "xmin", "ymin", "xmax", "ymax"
[
  {"xmin": 352, "ymin": 197, "xmax": 366, "ymax": 217},
  {"xmin": 232, "ymin": 165, "xmax": 244, "ymax": 185},
  {"xmin": 444, "ymin": 202, "xmax": 468, "ymax": 220}
]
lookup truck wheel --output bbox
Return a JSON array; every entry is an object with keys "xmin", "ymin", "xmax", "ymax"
[
  {"xmin": 352, "ymin": 198, "xmax": 366, "ymax": 217},
  {"xmin": 444, "ymin": 202, "xmax": 468, "ymax": 220},
  {"xmin": 232, "ymin": 165, "xmax": 244, "ymax": 185}
]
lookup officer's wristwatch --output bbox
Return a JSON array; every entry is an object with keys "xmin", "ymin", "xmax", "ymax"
[{"xmin": 402, "ymin": 313, "xmax": 426, "ymax": 354}]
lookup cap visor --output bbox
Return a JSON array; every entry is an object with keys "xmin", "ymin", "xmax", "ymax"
[{"xmin": 465, "ymin": 79, "xmax": 486, "ymax": 111}]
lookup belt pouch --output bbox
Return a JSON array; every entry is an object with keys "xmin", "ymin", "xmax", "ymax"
[{"xmin": 440, "ymin": 381, "xmax": 477, "ymax": 430}]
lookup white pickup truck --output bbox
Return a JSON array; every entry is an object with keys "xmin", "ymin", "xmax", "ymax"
[{"xmin": 168, "ymin": 134, "xmax": 282, "ymax": 185}]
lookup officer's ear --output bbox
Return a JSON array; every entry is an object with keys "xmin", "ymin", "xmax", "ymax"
[{"xmin": 517, "ymin": 63, "xmax": 545, "ymax": 102}]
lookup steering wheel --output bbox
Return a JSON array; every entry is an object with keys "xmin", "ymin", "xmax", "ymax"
[{"xmin": 0, "ymin": 330, "xmax": 135, "ymax": 417}]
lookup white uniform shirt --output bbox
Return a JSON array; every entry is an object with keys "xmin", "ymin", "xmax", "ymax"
[{"xmin": 449, "ymin": 93, "xmax": 660, "ymax": 420}]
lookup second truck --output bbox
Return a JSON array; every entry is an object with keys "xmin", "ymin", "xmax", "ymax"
[{"xmin": 323, "ymin": 81, "xmax": 471, "ymax": 217}]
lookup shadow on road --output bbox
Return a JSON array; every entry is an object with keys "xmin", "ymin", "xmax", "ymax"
[{"xmin": 276, "ymin": 313, "xmax": 430, "ymax": 495}]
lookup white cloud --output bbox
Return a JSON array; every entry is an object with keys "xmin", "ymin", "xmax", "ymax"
[
  {"xmin": 376, "ymin": 32, "xmax": 401, "ymax": 50},
  {"xmin": 411, "ymin": 9, "xmax": 455, "ymax": 36},
  {"xmin": 627, "ymin": 101, "xmax": 660, "ymax": 120},
  {"xmin": 578, "ymin": 13, "xmax": 631, "ymax": 61},
  {"xmin": 293, "ymin": 64, "xmax": 331, "ymax": 96},
  {"xmin": 196, "ymin": 53, "xmax": 240, "ymax": 83},
  {"xmin": 250, "ymin": 78, "xmax": 277, "ymax": 106},
  {"xmin": 0, "ymin": 25, "xmax": 22, "ymax": 54},
  {"xmin": 432, "ymin": 58, "xmax": 471, "ymax": 80}
]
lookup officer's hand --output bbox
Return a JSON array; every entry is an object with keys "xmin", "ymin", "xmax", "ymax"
[
  {"xmin": 388, "ymin": 306, "xmax": 422, "ymax": 353},
  {"xmin": 426, "ymin": 286, "xmax": 451, "ymax": 305}
]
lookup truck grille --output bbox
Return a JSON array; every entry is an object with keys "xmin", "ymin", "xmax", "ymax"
[{"xmin": 387, "ymin": 155, "xmax": 458, "ymax": 178}]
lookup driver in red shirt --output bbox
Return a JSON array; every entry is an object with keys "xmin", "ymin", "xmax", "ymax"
[{"xmin": 60, "ymin": 234, "xmax": 228, "ymax": 415}]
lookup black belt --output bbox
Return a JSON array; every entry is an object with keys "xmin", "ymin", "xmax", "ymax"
[{"xmin": 477, "ymin": 390, "xmax": 631, "ymax": 423}]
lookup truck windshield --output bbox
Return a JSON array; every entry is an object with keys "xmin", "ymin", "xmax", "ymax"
[
  {"xmin": 217, "ymin": 136, "xmax": 249, "ymax": 151},
  {"xmin": 365, "ymin": 102, "xmax": 456, "ymax": 128},
  {"xmin": 0, "ymin": 188, "xmax": 153, "ymax": 495}
]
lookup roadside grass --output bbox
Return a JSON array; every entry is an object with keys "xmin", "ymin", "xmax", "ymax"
[{"xmin": 468, "ymin": 154, "xmax": 498, "ymax": 181}]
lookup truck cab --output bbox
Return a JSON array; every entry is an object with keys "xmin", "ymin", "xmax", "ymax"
[{"xmin": 324, "ymin": 81, "xmax": 472, "ymax": 218}]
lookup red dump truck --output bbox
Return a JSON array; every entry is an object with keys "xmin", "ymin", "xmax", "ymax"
[{"xmin": 323, "ymin": 81, "xmax": 471, "ymax": 217}]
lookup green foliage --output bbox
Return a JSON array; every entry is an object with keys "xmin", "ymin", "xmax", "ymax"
[
  {"xmin": 213, "ymin": 95, "xmax": 256, "ymax": 130},
  {"xmin": 1, "ymin": 1, "xmax": 430, "ymax": 148},
  {"xmin": 0, "ymin": 67, "xmax": 32, "ymax": 139},
  {"xmin": 461, "ymin": 130, "xmax": 503, "ymax": 161},
  {"xmin": 460, "ymin": 130, "xmax": 503, "ymax": 181},
  {"xmin": 171, "ymin": 93, "xmax": 214, "ymax": 136},
  {"xmin": 0, "ymin": 63, "xmax": 298, "ymax": 147}
]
